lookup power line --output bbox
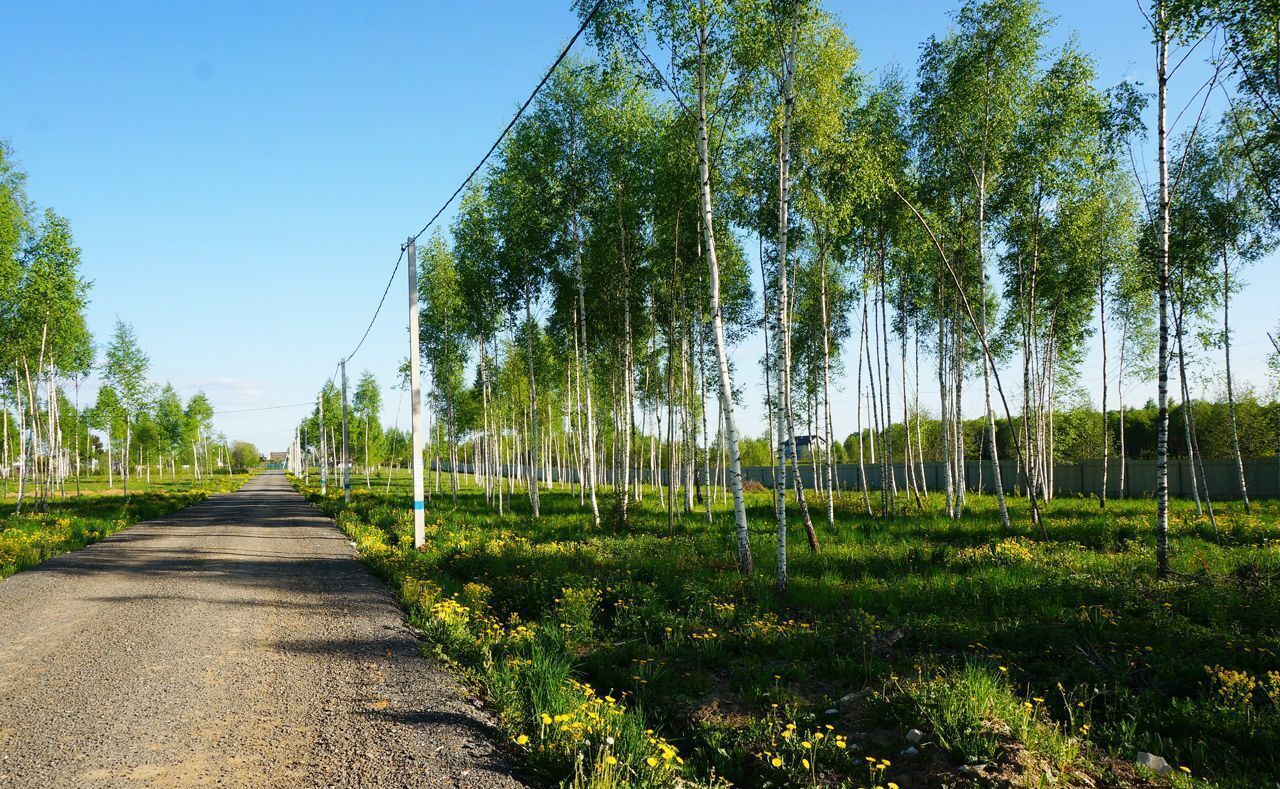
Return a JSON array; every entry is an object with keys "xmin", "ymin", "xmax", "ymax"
[
  {"xmin": 325, "ymin": 0, "xmax": 606, "ymax": 370},
  {"xmin": 215, "ymin": 401, "xmax": 314, "ymax": 414},
  {"xmin": 342, "ymin": 245, "xmax": 405, "ymax": 364},
  {"xmin": 298, "ymin": 2, "xmax": 607, "ymax": 453},
  {"xmin": 408, "ymin": 0, "xmax": 607, "ymax": 244},
  {"xmin": 235, "ymin": 426, "xmax": 301, "ymax": 438}
]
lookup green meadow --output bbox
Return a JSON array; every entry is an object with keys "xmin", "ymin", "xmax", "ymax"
[{"xmin": 298, "ymin": 474, "xmax": 1280, "ymax": 788}]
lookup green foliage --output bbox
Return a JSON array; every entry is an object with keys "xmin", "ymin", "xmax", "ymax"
[
  {"xmin": 102, "ymin": 319, "xmax": 152, "ymax": 419},
  {"xmin": 229, "ymin": 441, "xmax": 261, "ymax": 470},
  {"xmin": 352, "ymin": 370, "xmax": 384, "ymax": 469},
  {"xmin": 300, "ymin": 474, "xmax": 1280, "ymax": 787}
]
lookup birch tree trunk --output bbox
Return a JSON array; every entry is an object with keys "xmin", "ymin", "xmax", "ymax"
[
  {"xmin": 1154, "ymin": 12, "xmax": 1171, "ymax": 575},
  {"xmin": 819, "ymin": 238, "xmax": 836, "ymax": 525},
  {"xmin": 939, "ymin": 311, "xmax": 955, "ymax": 519},
  {"xmin": 770, "ymin": 2, "xmax": 819, "ymax": 558},
  {"xmin": 901, "ymin": 312, "xmax": 921, "ymax": 508},
  {"xmin": 1175, "ymin": 307, "xmax": 1203, "ymax": 512},
  {"xmin": 913, "ymin": 324, "xmax": 927, "ymax": 496},
  {"xmin": 863, "ymin": 296, "xmax": 883, "ymax": 513},
  {"xmin": 696, "ymin": 11, "xmax": 752, "ymax": 576},
  {"xmin": 976, "ymin": 172, "xmax": 1010, "ymax": 530},
  {"xmin": 123, "ymin": 414, "xmax": 131, "ymax": 497},
  {"xmin": 14, "ymin": 371, "xmax": 25, "ymax": 513},
  {"xmin": 524, "ymin": 288, "xmax": 541, "ymax": 518},
  {"xmin": 857, "ymin": 297, "xmax": 871, "ymax": 514},
  {"xmin": 1270, "ymin": 333, "xmax": 1280, "ymax": 493},
  {"xmin": 621, "ymin": 207, "xmax": 635, "ymax": 527},
  {"xmin": 1099, "ymin": 260, "xmax": 1109, "ymax": 508},
  {"xmin": 875, "ymin": 269, "xmax": 895, "ymax": 512},
  {"xmin": 573, "ymin": 212, "xmax": 600, "ymax": 526},
  {"xmin": 1223, "ymin": 246, "xmax": 1250, "ymax": 510}
]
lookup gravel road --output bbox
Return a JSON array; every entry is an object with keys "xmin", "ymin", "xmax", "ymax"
[{"xmin": 0, "ymin": 471, "xmax": 532, "ymax": 788}]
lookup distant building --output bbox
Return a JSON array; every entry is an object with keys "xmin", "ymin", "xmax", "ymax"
[
  {"xmin": 780, "ymin": 434, "xmax": 825, "ymax": 460},
  {"xmin": 268, "ymin": 452, "xmax": 288, "ymax": 462}
]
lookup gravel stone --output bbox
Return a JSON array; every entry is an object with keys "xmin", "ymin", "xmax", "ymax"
[{"xmin": 1136, "ymin": 751, "xmax": 1173, "ymax": 775}]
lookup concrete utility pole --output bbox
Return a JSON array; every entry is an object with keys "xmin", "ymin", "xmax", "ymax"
[
  {"xmin": 319, "ymin": 394, "xmax": 327, "ymax": 496},
  {"xmin": 341, "ymin": 358, "xmax": 350, "ymax": 504},
  {"xmin": 407, "ymin": 238, "xmax": 426, "ymax": 548}
]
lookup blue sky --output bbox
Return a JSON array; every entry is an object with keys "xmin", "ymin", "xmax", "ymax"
[{"xmin": 3, "ymin": 1, "xmax": 1275, "ymax": 449}]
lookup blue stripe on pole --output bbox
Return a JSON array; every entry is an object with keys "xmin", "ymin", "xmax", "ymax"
[{"xmin": 413, "ymin": 500, "xmax": 425, "ymax": 511}]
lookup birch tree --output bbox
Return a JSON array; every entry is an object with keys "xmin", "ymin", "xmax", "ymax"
[
  {"xmin": 102, "ymin": 320, "xmax": 152, "ymax": 497},
  {"xmin": 352, "ymin": 370, "xmax": 382, "ymax": 486},
  {"xmin": 420, "ymin": 232, "xmax": 468, "ymax": 502},
  {"xmin": 582, "ymin": 0, "xmax": 755, "ymax": 574},
  {"xmin": 911, "ymin": 0, "xmax": 1047, "ymax": 530}
]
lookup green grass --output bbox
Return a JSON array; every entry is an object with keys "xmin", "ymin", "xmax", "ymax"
[
  {"xmin": 0, "ymin": 471, "xmax": 249, "ymax": 498},
  {"xmin": 0, "ymin": 473, "xmax": 254, "ymax": 579},
  {"xmin": 298, "ymin": 471, "xmax": 1280, "ymax": 788},
  {"xmin": 894, "ymin": 659, "xmax": 1079, "ymax": 766}
]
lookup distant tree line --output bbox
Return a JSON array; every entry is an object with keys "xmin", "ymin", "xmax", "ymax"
[
  {"xmin": 1, "ymin": 141, "xmax": 253, "ymax": 507},
  {"xmin": 721, "ymin": 395, "xmax": 1280, "ymax": 468}
]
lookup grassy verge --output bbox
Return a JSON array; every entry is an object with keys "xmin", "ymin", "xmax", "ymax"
[
  {"xmin": 0, "ymin": 474, "xmax": 254, "ymax": 579},
  {"xmin": 296, "ymin": 474, "xmax": 1279, "ymax": 788}
]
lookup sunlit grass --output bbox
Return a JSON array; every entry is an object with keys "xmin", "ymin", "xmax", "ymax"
[
  {"xmin": 0, "ymin": 473, "xmax": 254, "ymax": 579},
  {"xmin": 301, "ymin": 470, "xmax": 1280, "ymax": 787}
]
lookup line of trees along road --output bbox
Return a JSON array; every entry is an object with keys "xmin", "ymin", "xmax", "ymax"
[
  {"xmin": 294, "ymin": 0, "xmax": 1279, "ymax": 584},
  {"xmin": 297, "ymin": 371, "xmax": 406, "ymax": 490},
  {"xmin": 0, "ymin": 142, "xmax": 251, "ymax": 509}
]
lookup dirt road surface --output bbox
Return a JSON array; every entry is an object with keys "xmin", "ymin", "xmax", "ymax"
[{"xmin": 0, "ymin": 471, "xmax": 530, "ymax": 788}]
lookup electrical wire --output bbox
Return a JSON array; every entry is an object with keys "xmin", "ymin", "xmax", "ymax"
[
  {"xmin": 408, "ymin": 0, "xmax": 607, "ymax": 243},
  {"xmin": 214, "ymin": 401, "xmax": 314, "ymax": 414},
  {"xmin": 295, "ymin": 1, "xmax": 607, "ymax": 444},
  {"xmin": 342, "ymin": 245, "xmax": 406, "ymax": 364},
  {"xmin": 327, "ymin": 0, "xmax": 607, "ymax": 369}
]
